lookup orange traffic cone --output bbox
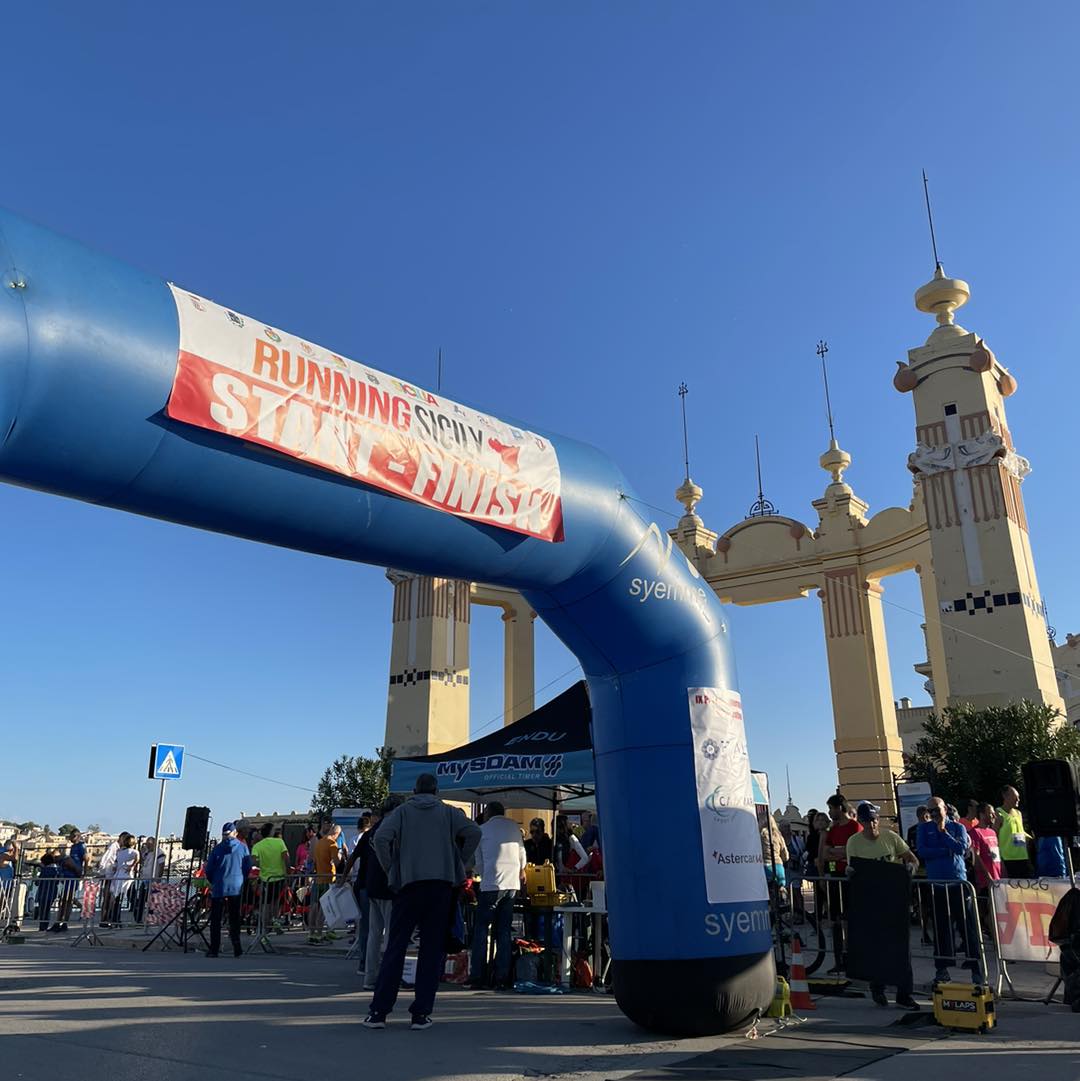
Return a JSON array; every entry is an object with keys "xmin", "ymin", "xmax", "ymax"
[{"xmin": 788, "ymin": 935, "xmax": 816, "ymax": 1011}]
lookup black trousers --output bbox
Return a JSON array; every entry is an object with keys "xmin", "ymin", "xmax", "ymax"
[
  {"xmin": 210, "ymin": 895, "xmax": 242, "ymax": 955},
  {"xmin": 371, "ymin": 880, "xmax": 452, "ymax": 1018}
]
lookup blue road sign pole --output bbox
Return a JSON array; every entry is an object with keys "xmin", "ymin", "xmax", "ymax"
[
  {"xmin": 152, "ymin": 779, "xmax": 166, "ymax": 855},
  {"xmin": 148, "ymin": 743, "xmax": 184, "ymax": 904}
]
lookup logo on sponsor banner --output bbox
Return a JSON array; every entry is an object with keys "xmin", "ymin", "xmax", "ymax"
[
  {"xmin": 186, "ymin": 294, "xmax": 206, "ymax": 311},
  {"xmin": 435, "ymin": 752, "xmax": 565, "ymax": 784},
  {"xmin": 300, "ymin": 341, "xmax": 315, "ymax": 356},
  {"xmin": 505, "ymin": 730, "xmax": 567, "ymax": 746},
  {"xmin": 329, "ymin": 353, "xmax": 347, "ymax": 370},
  {"xmin": 701, "ymin": 738, "xmax": 720, "ymax": 760},
  {"xmin": 225, "ymin": 311, "xmax": 245, "ymax": 328},
  {"xmin": 705, "ymin": 784, "xmax": 754, "ymax": 819},
  {"xmin": 710, "ymin": 848, "xmax": 764, "ymax": 867},
  {"xmin": 488, "ymin": 438, "xmax": 521, "ymax": 472},
  {"xmin": 694, "ymin": 691, "xmax": 743, "ymax": 723},
  {"xmin": 264, "ymin": 328, "xmax": 282, "ymax": 342}
]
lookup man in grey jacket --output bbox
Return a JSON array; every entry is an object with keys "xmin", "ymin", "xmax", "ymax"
[{"xmin": 364, "ymin": 773, "xmax": 481, "ymax": 1030}]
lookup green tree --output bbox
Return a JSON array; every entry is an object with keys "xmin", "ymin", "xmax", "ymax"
[
  {"xmin": 311, "ymin": 747, "xmax": 395, "ymax": 819},
  {"xmin": 906, "ymin": 701, "xmax": 1080, "ymax": 807},
  {"xmin": 58, "ymin": 824, "xmax": 79, "ymax": 835}
]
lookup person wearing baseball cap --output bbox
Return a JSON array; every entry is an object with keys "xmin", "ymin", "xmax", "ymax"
[
  {"xmin": 204, "ymin": 821, "xmax": 252, "ymax": 958},
  {"xmin": 845, "ymin": 802, "xmax": 920, "ymax": 1010}
]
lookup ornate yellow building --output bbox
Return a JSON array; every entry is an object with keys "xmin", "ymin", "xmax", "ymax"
[{"xmin": 384, "ymin": 262, "xmax": 1073, "ymax": 817}]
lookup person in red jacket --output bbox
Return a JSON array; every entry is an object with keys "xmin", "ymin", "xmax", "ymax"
[{"xmin": 817, "ymin": 794, "xmax": 861, "ymax": 975}]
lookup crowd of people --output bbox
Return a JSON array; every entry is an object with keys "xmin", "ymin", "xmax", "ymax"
[
  {"xmin": 193, "ymin": 781, "xmax": 603, "ymax": 1029},
  {"xmin": 758, "ymin": 782, "xmax": 1069, "ymax": 1009},
  {"xmin": 0, "ymin": 828, "xmax": 170, "ymax": 933},
  {"xmin": 22, "ymin": 779, "xmax": 1058, "ymax": 1019}
]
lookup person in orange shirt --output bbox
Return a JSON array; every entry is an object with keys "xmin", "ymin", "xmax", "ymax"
[
  {"xmin": 308, "ymin": 824, "xmax": 344, "ymax": 944},
  {"xmin": 959, "ymin": 799, "xmax": 980, "ymax": 832}
]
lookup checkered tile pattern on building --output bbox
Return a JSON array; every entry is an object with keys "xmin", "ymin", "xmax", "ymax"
[
  {"xmin": 939, "ymin": 589, "xmax": 1046, "ymax": 617},
  {"xmin": 389, "ymin": 668, "xmax": 469, "ymax": 687}
]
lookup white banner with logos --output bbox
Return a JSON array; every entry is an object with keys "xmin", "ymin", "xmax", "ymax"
[
  {"xmin": 991, "ymin": 878, "xmax": 1072, "ymax": 963},
  {"xmin": 165, "ymin": 286, "xmax": 563, "ymax": 542},
  {"xmin": 688, "ymin": 688, "xmax": 767, "ymax": 905}
]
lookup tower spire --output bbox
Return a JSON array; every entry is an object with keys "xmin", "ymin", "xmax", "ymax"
[
  {"xmin": 678, "ymin": 381, "xmax": 691, "ymax": 480},
  {"xmin": 913, "ymin": 173, "xmax": 971, "ymax": 343},
  {"xmin": 812, "ymin": 338, "xmax": 852, "ymax": 494},
  {"xmin": 746, "ymin": 435, "xmax": 777, "ymax": 518},
  {"xmin": 816, "ymin": 339, "xmax": 835, "ymax": 442},
  {"xmin": 674, "ymin": 382, "xmax": 703, "ymax": 519},
  {"xmin": 922, "ymin": 169, "xmax": 942, "ymax": 274}
]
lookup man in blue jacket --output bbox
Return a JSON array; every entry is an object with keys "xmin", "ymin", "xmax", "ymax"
[
  {"xmin": 204, "ymin": 822, "xmax": 252, "ymax": 958},
  {"xmin": 916, "ymin": 797, "xmax": 984, "ymax": 984}
]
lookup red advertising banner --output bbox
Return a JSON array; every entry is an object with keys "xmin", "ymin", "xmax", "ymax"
[{"xmin": 165, "ymin": 286, "xmax": 563, "ymax": 542}]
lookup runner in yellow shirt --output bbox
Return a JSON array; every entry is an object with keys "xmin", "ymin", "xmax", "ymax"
[{"xmin": 996, "ymin": 785, "xmax": 1032, "ymax": 877}]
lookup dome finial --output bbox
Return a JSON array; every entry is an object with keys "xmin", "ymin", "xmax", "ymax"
[
  {"xmin": 820, "ymin": 436, "xmax": 852, "ymax": 494},
  {"xmin": 676, "ymin": 476, "xmax": 703, "ymax": 518}
]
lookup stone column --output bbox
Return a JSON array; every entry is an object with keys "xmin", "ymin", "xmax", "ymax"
[
  {"xmin": 502, "ymin": 606, "xmax": 536, "ymax": 725},
  {"xmin": 819, "ymin": 569, "xmax": 905, "ymax": 818},
  {"xmin": 383, "ymin": 571, "xmax": 472, "ymax": 757}
]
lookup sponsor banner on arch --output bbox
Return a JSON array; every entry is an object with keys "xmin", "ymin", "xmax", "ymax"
[
  {"xmin": 991, "ymin": 878, "xmax": 1072, "ymax": 962},
  {"xmin": 165, "ymin": 286, "xmax": 563, "ymax": 542},
  {"xmin": 689, "ymin": 688, "xmax": 767, "ymax": 906}
]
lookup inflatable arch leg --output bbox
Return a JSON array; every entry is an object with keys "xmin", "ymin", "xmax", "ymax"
[{"xmin": 0, "ymin": 208, "xmax": 774, "ymax": 1034}]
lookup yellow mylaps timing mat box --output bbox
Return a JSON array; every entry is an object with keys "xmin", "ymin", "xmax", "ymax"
[
  {"xmin": 932, "ymin": 982, "xmax": 996, "ymax": 1032},
  {"xmin": 525, "ymin": 863, "xmax": 559, "ymax": 906}
]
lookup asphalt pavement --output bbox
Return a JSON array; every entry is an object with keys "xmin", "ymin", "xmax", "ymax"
[{"xmin": 1, "ymin": 944, "xmax": 1077, "ymax": 1081}]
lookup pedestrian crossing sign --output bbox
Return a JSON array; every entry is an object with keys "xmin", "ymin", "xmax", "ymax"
[{"xmin": 150, "ymin": 743, "xmax": 185, "ymax": 781}]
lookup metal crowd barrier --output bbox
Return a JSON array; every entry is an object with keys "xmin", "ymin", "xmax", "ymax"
[
  {"xmin": 0, "ymin": 871, "xmax": 199, "ymax": 944},
  {"xmin": 984, "ymin": 875, "xmax": 1076, "ymax": 1000},
  {"xmin": 770, "ymin": 872, "xmax": 993, "ymax": 992}
]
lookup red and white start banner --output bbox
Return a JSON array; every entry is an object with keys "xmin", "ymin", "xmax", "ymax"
[{"xmin": 165, "ymin": 286, "xmax": 564, "ymax": 542}]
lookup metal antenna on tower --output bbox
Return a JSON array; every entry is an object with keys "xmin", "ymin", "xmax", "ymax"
[
  {"xmin": 816, "ymin": 339, "xmax": 836, "ymax": 442},
  {"xmin": 786, "ymin": 765, "xmax": 792, "ymax": 806},
  {"xmin": 678, "ymin": 382, "xmax": 691, "ymax": 479},
  {"xmin": 922, "ymin": 169, "xmax": 942, "ymax": 273},
  {"xmin": 746, "ymin": 434, "xmax": 776, "ymax": 518}
]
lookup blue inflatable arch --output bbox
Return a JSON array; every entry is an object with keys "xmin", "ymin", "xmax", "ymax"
[{"xmin": 0, "ymin": 208, "xmax": 773, "ymax": 1034}]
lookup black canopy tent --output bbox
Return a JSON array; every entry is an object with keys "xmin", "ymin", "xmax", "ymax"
[{"xmin": 389, "ymin": 681, "xmax": 596, "ymax": 810}]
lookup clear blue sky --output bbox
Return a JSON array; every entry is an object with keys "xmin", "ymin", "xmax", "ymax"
[{"xmin": 2, "ymin": 4, "xmax": 1078, "ymax": 834}]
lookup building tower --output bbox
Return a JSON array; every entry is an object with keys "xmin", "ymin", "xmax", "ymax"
[
  {"xmin": 895, "ymin": 266, "xmax": 1065, "ymax": 714},
  {"xmin": 384, "ymin": 572, "xmax": 472, "ymax": 756}
]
